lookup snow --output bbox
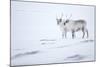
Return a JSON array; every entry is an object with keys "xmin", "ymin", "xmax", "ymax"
[{"xmin": 11, "ymin": 38, "xmax": 95, "ymax": 66}]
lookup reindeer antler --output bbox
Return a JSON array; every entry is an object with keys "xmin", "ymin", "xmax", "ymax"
[
  {"xmin": 68, "ymin": 14, "xmax": 72, "ymax": 20},
  {"xmin": 66, "ymin": 14, "xmax": 68, "ymax": 19},
  {"xmin": 60, "ymin": 13, "xmax": 63, "ymax": 19}
]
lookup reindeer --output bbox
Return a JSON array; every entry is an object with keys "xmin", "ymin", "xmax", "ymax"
[{"xmin": 56, "ymin": 14, "xmax": 89, "ymax": 39}]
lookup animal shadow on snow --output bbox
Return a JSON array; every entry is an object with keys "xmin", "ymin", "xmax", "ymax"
[
  {"xmin": 64, "ymin": 54, "xmax": 86, "ymax": 61},
  {"xmin": 12, "ymin": 50, "xmax": 40, "ymax": 59}
]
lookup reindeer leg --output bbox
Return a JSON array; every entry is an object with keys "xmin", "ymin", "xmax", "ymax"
[
  {"xmin": 86, "ymin": 29, "xmax": 89, "ymax": 38},
  {"xmin": 65, "ymin": 32, "xmax": 67, "ymax": 38},
  {"xmin": 72, "ymin": 30, "xmax": 75, "ymax": 39},
  {"xmin": 62, "ymin": 32, "xmax": 64, "ymax": 39},
  {"xmin": 66, "ymin": 32, "xmax": 67, "ymax": 38},
  {"xmin": 82, "ymin": 31, "xmax": 85, "ymax": 39},
  {"xmin": 82, "ymin": 28, "xmax": 85, "ymax": 38}
]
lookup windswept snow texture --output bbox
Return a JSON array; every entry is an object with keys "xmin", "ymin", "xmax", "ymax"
[{"xmin": 11, "ymin": 1, "xmax": 95, "ymax": 66}]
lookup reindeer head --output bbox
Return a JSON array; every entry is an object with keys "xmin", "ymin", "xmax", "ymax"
[
  {"xmin": 56, "ymin": 18, "xmax": 62, "ymax": 25},
  {"xmin": 56, "ymin": 14, "xmax": 63, "ymax": 25}
]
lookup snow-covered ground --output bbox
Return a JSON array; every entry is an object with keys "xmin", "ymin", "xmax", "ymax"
[
  {"xmin": 11, "ymin": 0, "xmax": 95, "ymax": 66},
  {"xmin": 11, "ymin": 38, "xmax": 95, "ymax": 66}
]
